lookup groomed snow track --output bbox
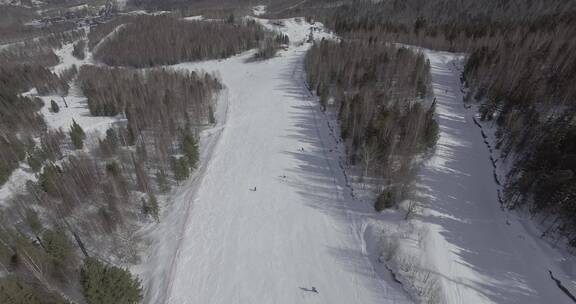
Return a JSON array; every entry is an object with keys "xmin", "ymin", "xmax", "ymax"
[{"xmin": 141, "ymin": 21, "xmax": 411, "ymax": 304}]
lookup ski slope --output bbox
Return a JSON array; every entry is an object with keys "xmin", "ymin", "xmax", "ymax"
[
  {"xmin": 141, "ymin": 19, "xmax": 410, "ymax": 304},
  {"xmin": 413, "ymin": 49, "xmax": 576, "ymax": 303},
  {"xmin": 138, "ymin": 17, "xmax": 576, "ymax": 304}
]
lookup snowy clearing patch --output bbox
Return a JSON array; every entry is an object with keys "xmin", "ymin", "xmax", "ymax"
[
  {"xmin": 0, "ymin": 167, "xmax": 35, "ymax": 206},
  {"xmin": 252, "ymin": 5, "xmax": 266, "ymax": 16}
]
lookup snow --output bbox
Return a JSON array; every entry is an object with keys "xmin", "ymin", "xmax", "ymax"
[
  {"xmin": 252, "ymin": 5, "xmax": 266, "ymax": 16},
  {"xmin": 182, "ymin": 15, "xmax": 223, "ymax": 22},
  {"xmin": 123, "ymin": 10, "xmax": 171, "ymax": 16},
  {"xmin": 251, "ymin": 17, "xmax": 336, "ymax": 45},
  {"xmin": 67, "ymin": 4, "xmax": 88, "ymax": 12},
  {"xmin": 0, "ymin": 166, "xmax": 34, "ymax": 206},
  {"xmin": 2, "ymin": 6, "xmax": 573, "ymax": 303},
  {"xmin": 32, "ymin": 40, "xmax": 120, "ymax": 136},
  {"xmin": 139, "ymin": 19, "xmax": 409, "ymax": 304},
  {"xmin": 38, "ymin": 93, "xmax": 120, "ymax": 135},
  {"xmin": 382, "ymin": 49, "xmax": 576, "ymax": 303},
  {"xmin": 53, "ymin": 41, "xmax": 86, "ymax": 74},
  {"xmin": 0, "ymin": 37, "xmax": 118, "ymax": 208},
  {"xmin": 183, "ymin": 15, "xmax": 204, "ymax": 21},
  {"xmin": 115, "ymin": 0, "xmax": 127, "ymax": 10}
]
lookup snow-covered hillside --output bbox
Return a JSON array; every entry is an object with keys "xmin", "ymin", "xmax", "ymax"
[
  {"xmin": 390, "ymin": 49, "xmax": 576, "ymax": 303},
  {"xmin": 139, "ymin": 18, "xmax": 410, "ymax": 304}
]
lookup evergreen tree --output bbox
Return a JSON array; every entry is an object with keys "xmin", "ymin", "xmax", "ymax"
[
  {"xmin": 142, "ymin": 194, "xmax": 159, "ymax": 222},
  {"xmin": 156, "ymin": 169, "xmax": 170, "ymax": 193},
  {"xmin": 375, "ymin": 190, "xmax": 394, "ymax": 212},
  {"xmin": 42, "ymin": 229, "xmax": 73, "ymax": 271},
  {"xmin": 171, "ymin": 156, "xmax": 189, "ymax": 182},
  {"xmin": 69, "ymin": 120, "xmax": 86, "ymax": 150},
  {"xmin": 105, "ymin": 128, "xmax": 119, "ymax": 149},
  {"xmin": 39, "ymin": 163, "xmax": 62, "ymax": 196},
  {"xmin": 208, "ymin": 106, "xmax": 216, "ymax": 124},
  {"xmin": 80, "ymin": 258, "xmax": 142, "ymax": 304},
  {"xmin": 422, "ymin": 100, "xmax": 439, "ymax": 150},
  {"xmin": 105, "ymin": 161, "xmax": 121, "ymax": 177},
  {"xmin": 225, "ymin": 13, "xmax": 235, "ymax": 24},
  {"xmin": 50, "ymin": 100, "xmax": 60, "ymax": 113},
  {"xmin": 25, "ymin": 209, "xmax": 42, "ymax": 236},
  {"xmin": 0, "ymin": 277, "xmax": 41, "ymax": 304},
  {"xmin": 181, "ymin": 132, "xmax": 199, "ymax": 169},
  {"xmin": 26, "ymin": 148, "xmax": 45, "ymax": 173},
  {"xmin": 72, "ymin": 40, "xmax": 86, "ymax": 60}
]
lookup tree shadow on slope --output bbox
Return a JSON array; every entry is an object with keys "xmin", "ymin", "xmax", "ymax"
[
  {"xmin": 273, "ymin": 49, "xmax": 552, "ymax": 304},
  {"xmin": 269, "ymin": 50, "xmax": 412, "ymax": 302},
  {"xmin": 406, "ymin": 55, "xmax": 548, "ymax": 303}
]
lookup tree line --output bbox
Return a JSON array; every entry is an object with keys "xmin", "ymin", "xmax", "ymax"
[
  {"xmin": 0, "ymin": 33, "xmax": 223, "ymax": 303},
  {"xmin": 303, "ymin": 0, "xmax": 576, "ymax": 247},
  {"xmin": 93, "ymin": 15, "xmax": 266, "ymax": 67},
  {"xmin": 78, "ymin": 65, "xmax": 220, "ymax": 169},
  {"xmin": 305, "ymin": 39, "xmax": 437, "ymax": 211},
  {"xmin": 462, "ymin": 16, "xmax": 576, "ymax": 246},
  {"xmin": 0, "ymin": 28, "xmax": 85, "ymax": 68},
  {"xmin": 252, "ymin": 32, "xmax": 289, "ymax": 60},
  {"xmin": 0, "ymin": 66, "xmax": 221, "ymax": 302},
  {"xmin": 0, "ymin": 63, "xmax": 70, "ymax": 187}
]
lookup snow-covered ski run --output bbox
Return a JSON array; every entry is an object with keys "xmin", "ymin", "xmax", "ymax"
[
  {"xmin": 141, "ymin": 20, "xmax": 411, "ymax": 304},
  {"xmin": 138, "ymin": 18, "xmax": 576, "ymax": 304},
  {"xmin": 411, "ymin": 49, "xmax": 576, "ymax": 304}
]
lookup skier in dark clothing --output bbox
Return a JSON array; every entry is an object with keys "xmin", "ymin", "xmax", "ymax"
[{"xmin": 299, "ymin": 287, "xmax": 318, "ymax": 293}]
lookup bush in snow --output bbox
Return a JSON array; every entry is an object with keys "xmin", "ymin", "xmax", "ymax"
[
  {"xmin": 72, "ymin": 40, "xmax": 86, "ymax": 60},
  {"xmin": 375, "ymin": 190, "xmax": 395, "ymax": 212},
  {"xmin": 50, "ymin": 100, "xmax": 60, "ymax": 113},
  {"xmin": 379, "ymin": 235, "xmax": 399, "ymax": 263},
  {"xmin": 142, "ymin": 194, "xmax": 160, "ymax": 222},
  {"xmin": 395, "ymin": 256, "xmax": 444, "ymax": 304}
]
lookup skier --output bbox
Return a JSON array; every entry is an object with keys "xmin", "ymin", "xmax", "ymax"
[{"xmin": 299, "ymin": 287, "xmax": 318, "ymax": 293}]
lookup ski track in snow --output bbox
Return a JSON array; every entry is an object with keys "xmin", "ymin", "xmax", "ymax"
[
  {"xmin": 142, "ymin": 20, "xmax": 410, "ymax": 304},
  {"xmin": 415, "ymin": 49, "xmax": 576, "ymax": 304}
]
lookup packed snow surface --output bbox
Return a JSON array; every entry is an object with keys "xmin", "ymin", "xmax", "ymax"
[
  {"xmin": 410, "ymin": 49, "xmax": 576, "ymax": 303},
  {"xmin": 183, "ymin": 15, "xmax": 204, "ymax": 21},
  {"xmin": 253, "ymin": 5, "xmax": 266, "ymax": 16},
  {"xmin": 141, "ymin": 19, "xmax": 410, "ymax": 304}
]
